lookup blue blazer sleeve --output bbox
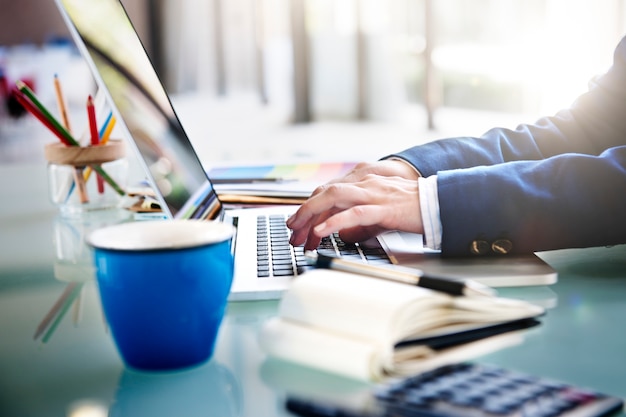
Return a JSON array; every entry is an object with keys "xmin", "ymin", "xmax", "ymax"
[{"xmin": 388, "ymin": 37, "xmax": 626, "ymax": 256}]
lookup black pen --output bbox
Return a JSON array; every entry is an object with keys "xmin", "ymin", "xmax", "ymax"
[
  {"xmin": 286, "ymin": 397, "xmax": 372, "ymax": 417},
  {"xmin": 305, "ymin": 251, "xmax": 496, "ymax": 298}
]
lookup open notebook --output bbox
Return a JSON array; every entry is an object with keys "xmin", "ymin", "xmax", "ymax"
[{"xmin": 56, "ymin": 0, "xmax": 557, "ymax": 301}]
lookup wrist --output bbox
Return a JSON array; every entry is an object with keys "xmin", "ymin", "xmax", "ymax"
[
  {"xmin": 383, "ymin": 157, "xmax": 422, "ymax": 180},
  {"xmin": 418, "ymin": 175, "xmax": 442, "ymax": 251}
]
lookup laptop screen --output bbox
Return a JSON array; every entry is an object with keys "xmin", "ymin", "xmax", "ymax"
[{"xmin": 56, "ymin": 0, "xmax": 222, "ymax": 220}]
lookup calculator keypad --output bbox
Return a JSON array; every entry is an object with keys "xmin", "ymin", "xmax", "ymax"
[{"xmin": 373, "ymin": 363, "xmax": 623, "ymax": 417}]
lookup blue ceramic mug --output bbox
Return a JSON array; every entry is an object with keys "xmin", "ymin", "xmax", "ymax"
[{"xmin": 87, "ymin": 220, "xmax": 235, "ymax": 371}]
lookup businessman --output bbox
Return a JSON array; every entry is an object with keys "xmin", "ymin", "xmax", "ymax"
[{"xmin": 288, "ymin": 37, "xmax": 626, "ymax": 257}]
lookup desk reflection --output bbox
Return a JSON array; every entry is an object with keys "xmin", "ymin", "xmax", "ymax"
[
  {"xmin": 109, "ymin": 361, "xmax": 242, "ymax": 417},
  {"xmin": 35, "ymin": 211, "xmax": 130, "ymax": 343}
]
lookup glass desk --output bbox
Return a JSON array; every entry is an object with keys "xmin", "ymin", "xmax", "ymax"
[{"xmin": 1, "ymin": 163, "xmax": 626, "ymax": 417}]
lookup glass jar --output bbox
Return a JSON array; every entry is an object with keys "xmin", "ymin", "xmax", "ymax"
[{"xmin": 45, "ymin": 139, "xmax": 128, "ymax": 217}]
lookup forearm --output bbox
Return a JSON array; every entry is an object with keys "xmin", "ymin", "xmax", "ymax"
[{"xmin": 436, "ymin": 146, "xmax": 626, "ymax": 256}]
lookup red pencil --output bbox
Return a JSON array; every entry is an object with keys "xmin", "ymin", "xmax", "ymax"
[
  {"xmin": 87, "ymin": 96, "xmax": 98, "ymax": 146},
  {"xmin": 13, "ymin": 88, "xmax": 72, "ymax": 146},
  {"xmin": 87, "ymin": 95, "xmax": 105, "ymax": 194}
]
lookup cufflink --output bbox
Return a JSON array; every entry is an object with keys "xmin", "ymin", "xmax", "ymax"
[
  {"xmin": 470, "ymin": 238, "xmax": 513, "ymax": 255},
  {"xmin": 469, "ymin": 240, "xmax": 490, "ymax": 255},
  {"xmin": 491, "ymin": 239, "xmax": 513, "ymax": 254}
]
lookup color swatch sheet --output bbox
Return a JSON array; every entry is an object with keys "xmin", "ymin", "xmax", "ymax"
[
  {"xmin": 208, "ymin": 162, "xmax": 358, "ymax": 197},
  {"xmin": 209, "ymin": 162, "xmax": 356, "ymax": 182}
]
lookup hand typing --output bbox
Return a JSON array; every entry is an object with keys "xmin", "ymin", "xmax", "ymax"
[{"xmin": 287, "ymin": 160, "xmax": 424, "ymax": 251}]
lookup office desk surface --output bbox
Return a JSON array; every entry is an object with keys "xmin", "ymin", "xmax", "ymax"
[{"xmin": 1, "ymin": 164, "xmax": 626, "ymax": 417}]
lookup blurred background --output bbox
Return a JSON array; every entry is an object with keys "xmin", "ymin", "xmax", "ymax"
[{"xmin": 1, "ymin": 0, "xmax": 625, "ymax": 166}]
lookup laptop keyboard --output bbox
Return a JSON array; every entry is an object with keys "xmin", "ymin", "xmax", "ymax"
[{"xmin": 256, "ymin": 214, "xmax": 391, "ymax": 278}]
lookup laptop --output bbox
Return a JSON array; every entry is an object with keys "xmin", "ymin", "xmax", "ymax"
[{"xmin": 55, "ymin": 0, "xmax": 557, "ymax": 301}]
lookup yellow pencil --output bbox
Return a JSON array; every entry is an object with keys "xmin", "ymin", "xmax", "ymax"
[{"xmin": 101, "ymin": 115, "xmax": 116, "ymax": 144}]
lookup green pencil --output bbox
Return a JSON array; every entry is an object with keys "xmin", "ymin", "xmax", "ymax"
[
  {"xmin": 17, "ymin": 80, "xmax": 79, "ymax": 147},
  {"xmin": 91, "ymin": 164, "xmax": 125, "ymax": 195}
]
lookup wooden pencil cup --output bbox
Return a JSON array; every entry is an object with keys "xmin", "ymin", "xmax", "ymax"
[{"xmin": 45, "ymin": 140, "xmax": 128, "ymax": 217}]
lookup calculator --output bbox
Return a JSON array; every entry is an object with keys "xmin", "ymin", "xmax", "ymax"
[{"xmin": 286, "ymin": 363, "xmax": 624, "ymax": 417}]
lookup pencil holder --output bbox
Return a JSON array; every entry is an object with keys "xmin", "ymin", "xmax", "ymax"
[{"xmin": 45, "ymin": 140, "xmax": 128, "ymax": 217}]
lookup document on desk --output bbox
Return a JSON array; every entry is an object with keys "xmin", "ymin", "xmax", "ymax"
[
  {"xmin": 208, "ymin": 161, "xmax": 358, "ymax": 198},
  {"xmin": 259, "ymin": 269, "xmax": 544, "ymax": 382}
]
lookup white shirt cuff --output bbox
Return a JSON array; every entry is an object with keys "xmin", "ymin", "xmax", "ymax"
[{"xmin": 418, "ymin": 175, "xmax": 442, "ymax": 251}]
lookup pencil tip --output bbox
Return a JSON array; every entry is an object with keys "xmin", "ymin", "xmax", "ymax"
[{"xmin": 15, "ymin": 80, "xmax": 25, "ymax": 88}]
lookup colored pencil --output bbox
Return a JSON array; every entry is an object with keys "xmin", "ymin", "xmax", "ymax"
[
  {"xmin": 64, "ymin": 110, "xmax": 110, "ymax": 199},
  {"xmin": 92, "ymin": 163, "xmax": 125, "ymax": 195},
  {"xmin": 17, "ymin": 81, "xmax": 125, "ymax": 196},
  {"xmin": 100, "ymin": 115, "xmax": 116, "ymax": 144},
  {"xmin": 87, "ymin": 96, "xmax": 105, "ymax": 194},
  {"xmin": 13, "ymin": 89, "xmax": 72, "ymax": 146},
  {"xmin": 83, "ymin": 113, "xmax": 116, "ymax": 182},
  {"xmin": 87, "ymin": 96, "xmax": 99, "ymax": 146},
  {"xmin": 54, "ymin": 75, "xmax": 89, "ymax": 204},
  {"xmin": 99, "ymin": 112, "xmax": 113, "ymax": 139},
  {"xmin": 53, "ymin": 74, "xmax": 72, "ymax": 133},
  {"xmin": 16, "ymin": 80, "xmax": 78, "ymax": 146}
]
